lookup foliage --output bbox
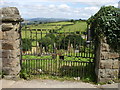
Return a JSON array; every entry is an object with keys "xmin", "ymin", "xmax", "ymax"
[
  {"xmin": 87, "ymin": 6, "xmax": 120, "ymax": 52},
  {"xmin": 60, "ymin": 34, "xmax": 84, "ymax": 50},
  {"xmin": 22, "ymin": 38, "xmax": 32, "ymax": 51},
  {"xmin": 38, "ymin": 33, "xmax": 56, "ymax": 51},
  {"xmin": 20, "ymin": 68, "xmax": 30, "ymax": 79},
  {"xmin": 58, "ymin": 21, "xmax": 87, "ymax": 33},
  {"xmin": 21, "ymin": 55, "xmax": 94, "ymax": 82}
]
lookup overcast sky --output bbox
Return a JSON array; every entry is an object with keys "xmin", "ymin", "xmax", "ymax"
[{"xmin": 1, "ymin": 0, "xmax": 119, "ymax": 19}]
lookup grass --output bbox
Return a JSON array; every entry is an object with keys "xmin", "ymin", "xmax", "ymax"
[
  {"xmin": 22, "ymin": 21, "xmax": 87, "ymax": 39},
  {"xmin": 20, "ymin": 21, "xmax": 95, "ymax": 82},
  {"xmin": 23, "ymin": 21, "xmax": 74, "ymax": 30},
  {"xmin": 21, "ymin": 55, "xmax": 95, "ymax": 82},
  {"xmin": 22, "ymin": 54, "xmax": 93, "ymax": 61},
  {"xmin": 21, "ymin": 21, "xmax": 87, "ymax": 47},
  {"xmin": 22, "ymin": 30, "xmax": 48, "ymax": 39},
  {"xmin": 58, "ymin": 21, "xmax": 87, "ymax": 33}
]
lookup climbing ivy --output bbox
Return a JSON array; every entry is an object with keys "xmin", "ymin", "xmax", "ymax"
[{"xmin": 87, "ymin": 6, "xmax": 120, "ymax": 53}]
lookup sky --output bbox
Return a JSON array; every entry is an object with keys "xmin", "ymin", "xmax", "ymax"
[{"xmin": 0, "ymin": 0, "xmax": 119, "ymax": 19}]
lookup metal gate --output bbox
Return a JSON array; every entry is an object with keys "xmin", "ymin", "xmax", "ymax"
[{"xmin": 20, "ymin": 25, "xmax": 95, "ymax": 80}]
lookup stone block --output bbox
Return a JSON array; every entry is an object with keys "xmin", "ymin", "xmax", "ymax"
[
  {"xmin": 3, "ymin": 65, "xmax": 20, "ymax": 75},
  {"xmin": 1, "ymin": 7, "xmax": 23, "ymax": 79},
  {"xmin": 105, "ymin": 69, "xmax": 113, "ymax": 78},
  {"xmin": 13, "ymin": 23, "xmax": 20, "ymax": 32},
  {"xmin": 0, "ymin": 44, "xmax": 1, "ymax": 50},
  {"xmin": 112, "ymin": 60, "xmax": 119, "ymax": 69},
  {"xmin": 101, "ymin": 43, "xmax": 110, "ymax": 52},
  {"xmin": 2, "ymin": 49, "xmax": 20, "ymax": 58},
  {"xmin": 0, "ymin": 31, "xmax": 2, "ymax": 40},
  {"xmin": 0, "ymin": 58, "xmax": 2, "ymax": 73},
  {"xmin": 100, "ymin": 60, "xmax": 112, "ymax": 69},
  {"xmin": 99, "ymin": 69, "xmax": 106, "ymax": 78},
  {"xmin": 2, "ymin": 40, "xmax": 20, "ymax": 50},
  {"xmin": 3, "ymin": 75, "xmax": 20, "ymax": 80},
  {"xmin": 98, "ymin": 78, "xmax": 112, "ymax": 83},
  {"xmin": 2, "ymin": 30, "xmax": 20, "ymax": 40},
  {"xmin": 101, "ymin": 52, "xmax": 109, "ymax": 60},
  {"xmin": 2, "ymin": 23, "xmax": 14, "ymax": 31},
  {"xmin": 2, "ymin": 42, "xmax": 14, "ymax": 50},
  {"xmin": 2, "ymin": 57, "xmax": 20, "ymax": 67},
  {"xmin": 1, "ymin": 7, "xmax": 23, "ymax": 22},
  {"xmin": 101, "ymin": 52, "xmax": 119, "ymax": 60},
  {"xmin": 2, "ymin": 67, "xmax": 11, "ymax": 75},
  {"xmin": 109, "ymin": 53, "xmax": 119, "ymax": 59},
  {"xmin": 0, "ymin": 51, "xmax": 2, "ymax": 58},
  {"xmin": 110, "ymin": 69, "xmax": 119, "ymax": 78}
]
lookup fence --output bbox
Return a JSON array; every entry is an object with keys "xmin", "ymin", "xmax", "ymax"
[{"xmin": 21, "ymin": 27, "xmax": 95, "ymax": 80}]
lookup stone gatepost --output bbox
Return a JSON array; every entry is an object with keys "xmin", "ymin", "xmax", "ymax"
[
  {"xmin": 95, "ymin": 37, "xmax": 119, "ymax": 83},
  {"xmin": 0, "ymin": 7, "xmax": 23, "ymax": 79}
]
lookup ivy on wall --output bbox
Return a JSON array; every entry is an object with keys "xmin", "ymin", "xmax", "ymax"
[{"xmin": 87, "ymin": 6, "xmax": 120, "ymax": 53}]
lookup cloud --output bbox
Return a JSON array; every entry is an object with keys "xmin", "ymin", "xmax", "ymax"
[
  {"xmin": 1, "ymin": 0, "xmax": 119, "ymax": 19},
  {"xmin": 59, "ymin": 4, "xmax": 70, "ymax": 9}
]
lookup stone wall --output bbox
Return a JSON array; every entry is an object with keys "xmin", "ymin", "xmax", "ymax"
[
  {"xmin": 0, "ymin": 7, "xmax": 23, "ymax": 79},
  {"xmin": 0, "ymin": 8, "xmax": 2, "ymax": 78},
  {"xmin": 95, "ymin": 37, "xmax": 120, "ymax": 83}
]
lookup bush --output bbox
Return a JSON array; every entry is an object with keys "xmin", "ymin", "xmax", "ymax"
[
  {"xmin": 22, "ymin": 38, "xmax": 32, "ymax": 51},
  {"xmin": 87, "ymin": 6, "xmax": 120, "ymax": 52},
  {"xmin": 60, "ymin": 34, "xmax": 84, "ymax": 50},
  {"xmin": 38, "ymin": 37, "xmax": 54, "ymax": 51}
]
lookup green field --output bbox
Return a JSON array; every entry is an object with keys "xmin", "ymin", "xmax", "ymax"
[
  {"xmin": 22, "ymin": 21, "xmax": 87, "ymax": 39},
  {"xmin": 21, "ymin": 21, "xmax": 95, "ymax": 81},
  {"xmin": 22, "ymin": 21, "xmax": 74, "ymax": 30},
  {"xmin": 59, "ymin": 21, "xmax": 87, "ymax": 33},
  {"xmin": 21, "ymin": 55, "xmax": 94, "ymax": 80}
]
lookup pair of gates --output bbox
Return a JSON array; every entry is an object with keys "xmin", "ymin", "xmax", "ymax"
[{"xmin": 21, "ymin": 26, "xmax": 95, "ymax": 80}]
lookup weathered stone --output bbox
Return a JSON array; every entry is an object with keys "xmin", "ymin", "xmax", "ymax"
[
  {"xmin": 0, "ymin": 44, "xmax": 1, "ymax": 50},
  {"xmin": 2, "ymin": 23, "xmax": 14, "ymax": 31},
  {"xmin": 95, "ymin": 36, "xmax": 119, "ymax": 83},
  {"xmin": 3, "ymin": 66, "xmax": 21, "ymax": 75},
  {"xmin": 2, "ymin": 57, "xmax": 20, "ymax": 67},
  {"xmin": 2, "ymin": 42, "xmax": 14, "ymax": 50},
  {"xmin": 2, "ymin": 49, "xmax": 20, "ymax": 58},
  {"xmin": 0, "ymin": 31, "xmax": 2, "ymax": 40},
  {"xmin": 101, "ymin": 37, "xmax": 107, "ymax": 43},
  {"xmin": 0, "ymin": 7, "xmax": 23, "ymax": 22},
  {"xmin": 0, "ymin": 58, "xmax": 2, "ymax": 74},
  {"xmin": 109, "ymin": 53, "xmax": 119, "ymax": 59},
  {"xmin": 111, "ymin": 69, "xmax": 119, "ymax": 78},
  {"xmin": 0, "ymin": 51, "xmax": 2, "ymax": 58},
  {"xmin": 1, "ymin": 7, "xmax": 23, "ymax": 79},
  {"xmin": 101, "ymin": 52, "xmax": 119, "ymax": 60},
  {"xmin": 3, "ymin": 75, "xmax": 20, "ymax": 80},
  {"xmin": 99, "ymin": 69, "xmax": 106, "ymax": 78},
  {"xmin": 2, "ymin": 40, "xmax": 19, "ymax": 50},
  {"xmin": 100, "ymin": 60, "xmax": 112, "ymax": 69},
  {"xmin": 2, "ymin": 67, "xmax": 11, "ymax": 75},
  {"xmin": 112, "ymin": 60, "xmax": 119, "ymax": 69},
  {"xmin": 105, "ymin": 69, "xmax": 113, "ymax": 78},
  {"xmin": 101, "ymin": 52, "xmax": 109, "ymax": 60},
  {"xmin": 101, "ymin": 43, "xmax": 110, "ymax": 52},
  {"xmin": 2, "ymin": 30, "xmax": 19, "ymax": 40},
  {"xmin": 0, "ymin": 40, "xmax": 2, "ymax": 50},
  {"xmin": 98, "ymin": 78, "xmax": 112, "ymax": 83}
]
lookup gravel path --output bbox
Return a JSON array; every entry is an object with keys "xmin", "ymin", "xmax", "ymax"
[{"xmin": 0, "ymin": 79, "xmax": 119, "ymax": 89}]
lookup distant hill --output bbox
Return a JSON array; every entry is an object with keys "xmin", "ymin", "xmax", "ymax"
[
  {"xmin": 22, "ymin": 18, "xmax": 70, "ymax": 25},
  {"xmin": 28, "ymin": 18, "xmax": 70, "ymax": 22}
]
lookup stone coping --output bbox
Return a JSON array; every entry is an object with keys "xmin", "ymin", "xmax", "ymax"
[{"xmin": 0, "ymin": 7, "xmax": 23, "ymax": 22}]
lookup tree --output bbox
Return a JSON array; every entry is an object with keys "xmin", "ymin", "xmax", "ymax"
[
  {"xmin": 38, "ymin": 34, "xmax": 55, "ymax": 51},
  {"xmin": 22, "ymin": 38, "xmax": 32, "ymax": 51},
  {"xmin": 60, "ymin": 34, "xmax": 84, "ymax": 50}
]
